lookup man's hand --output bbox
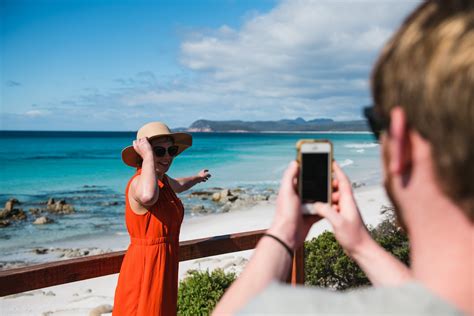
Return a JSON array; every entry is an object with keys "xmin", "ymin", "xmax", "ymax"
[
  {"xmin": 133, "ymin": 137, "xmax": 154, "ymax": 160},
  {"xmin": 196, "ymin": 169, "xmax": 211, "ymax": 183},
  {"xmin": 313, "ymin": 162, "xmax": 412, "ymax": 286},
  {"xmin": 313, "ymin": 161, "xmax": 371, "ymax": 257},
  {"xmin": 267, "ymin": 161, "xmax": 321, "ymax": 250}
]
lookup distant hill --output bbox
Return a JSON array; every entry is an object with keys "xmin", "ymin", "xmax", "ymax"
[{"xmin": 183, "ymin": 117, "xmax": 369, "ymax": 132}]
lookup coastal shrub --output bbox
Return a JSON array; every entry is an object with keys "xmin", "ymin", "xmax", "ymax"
[
  {"xmin": 304, "ymin": 231, "xmax": 368, "ymax": 289},
  {"xmin": 304, "ymin": 209, "xmax": 409, "ymax": 290},
  {"xmin": 373, "ymin": 206, "xmax": 410, "ymax": 265},
  {"xmin": 178, "ymin": 269, "xmax": 236, "ymax": 316}
]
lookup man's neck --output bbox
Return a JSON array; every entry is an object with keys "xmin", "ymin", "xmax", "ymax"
[{"xmin": 403, "ymin": 187, "xmax": 473, "ymax": 314}]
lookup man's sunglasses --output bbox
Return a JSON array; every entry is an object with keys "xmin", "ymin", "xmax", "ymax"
[
  {"xmin": 153, "ymin": 145, "xmax": 179, "ymax": 157},
  {"xmin": 363, "ymin": 105, "xmax": 389, "ymax": 140}
]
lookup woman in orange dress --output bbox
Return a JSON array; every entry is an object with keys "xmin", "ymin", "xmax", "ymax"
[{"xmin": 113, "ymin": 122, "xmax": 211, "ymax": 316}]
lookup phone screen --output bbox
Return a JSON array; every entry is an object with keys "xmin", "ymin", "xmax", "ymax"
[{"xmin": 301, "ymin": 153, "xmax": 329, "ymax": 203}]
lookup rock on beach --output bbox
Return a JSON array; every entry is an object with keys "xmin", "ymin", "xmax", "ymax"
[
  {"xmin": 191, "ymin": 205, "xmax": 207, "ymax": 213},
  {"xmin": 0, "ymin": 197, "xmax": 76, "ymax": 228},
  {"xmin": 33, "ymin": 216, "xmax": 54, "ymax": 225},
  {"xmin": 188, "ymin": 186, "xmax": 276, "ymax": 215},
  {"xmin": 0, "ymin": 199, "xmax": 27, "ymax": 227},
  {"xmin": 5, "ymin": 198, "xmax": 20, "ymax": 211},
  {"xmin": 212, "ymin": 189, "xmax": 235, "ymax": 203},
  {"xmin": 47, "ymin": 198, "xmax": 75, "ymax": 214},
  {"xmin": 29, "ymin": 208, "xmax": 45, "ymax": 215},
  {"xmin": 32, "ymin": 247, "xmax": 112, "ymax": 259},
  {"xmin": 89, "ymin": 304, "xmax": 113, "ymax": 316}
]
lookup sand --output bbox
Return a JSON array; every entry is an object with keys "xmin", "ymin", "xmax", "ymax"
[{"xmin": 0, "ymin": 185, "xmax": 391, "ymax": 315}]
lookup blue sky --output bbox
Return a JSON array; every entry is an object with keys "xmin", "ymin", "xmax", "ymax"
[{"xmin": 1, "ymin": 0, "xmax": 419, "ymax": 131}]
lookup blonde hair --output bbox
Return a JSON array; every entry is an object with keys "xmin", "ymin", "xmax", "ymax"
[{"xmin": 372, "ymin": 0, "xmax": 474, "ymax": 220}]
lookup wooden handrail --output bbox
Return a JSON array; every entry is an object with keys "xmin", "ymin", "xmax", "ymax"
[
  {"xmin": 0, "ymin": 229, "xmax": 283, "ymax": 297},
  {"xmin": 178, "ymin": 229, "xmax": 265, "ymax": 262}
]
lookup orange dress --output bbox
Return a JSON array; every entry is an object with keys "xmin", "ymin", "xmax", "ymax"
[{"xmin": 113, "ymin": 169, "xmax": 184, "ymax": 316}]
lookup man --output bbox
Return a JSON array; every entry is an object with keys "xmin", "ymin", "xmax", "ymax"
[{"xmin": 214, "ymin": 1, "xmax": 473, "ymax": 314}]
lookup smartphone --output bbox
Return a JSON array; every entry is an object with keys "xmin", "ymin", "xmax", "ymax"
[{"xmin": 296, "ymin": 140, "xmax": 333, "ymax": 214}]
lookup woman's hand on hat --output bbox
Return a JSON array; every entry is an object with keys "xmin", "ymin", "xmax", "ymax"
[
  {"xmin": 133, "ymin": 137, "xmax": 154, "ymax": 160},
  {"xmin": 197, "ymin": 169, "xmax": 211, "ymax": 183}
]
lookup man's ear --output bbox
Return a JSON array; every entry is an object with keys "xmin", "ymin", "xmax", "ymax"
[{"xmin": 388, "ymin": 107, "xmax": 411, "ymax": 176}]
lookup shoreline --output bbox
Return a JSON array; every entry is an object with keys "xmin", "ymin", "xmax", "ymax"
[
  {"xmin": 0, "ymin": 185, "xmax": 279, "ymax": 268},
  {"xmin": 0, "ymin": 184, "xmax": 391, "ymax": 315},
  {"xmin": 0, "ymin": 183, "xmax": 387, "ymax": 269}
]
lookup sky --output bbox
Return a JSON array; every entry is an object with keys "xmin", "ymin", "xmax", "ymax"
[{"xmin": 0, "ymin": 0, "xmax": 419, "ymax": 131}]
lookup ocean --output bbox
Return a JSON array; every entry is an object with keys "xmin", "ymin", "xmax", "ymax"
[{"xmin": 0, "ymin": 131, "xmax": 381, "ymax": 267}]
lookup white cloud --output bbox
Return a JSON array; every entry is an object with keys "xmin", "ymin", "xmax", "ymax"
[
  {"xmin": 150, "ymin": 0, "xmax": 417, "ymax": 126},
  {"xmin": 3, "ymin": 0, "xmax": 420, "ymax": 130},
  {"xmin": 179, "ymin": 0, "xmax": 418, "ymax": 100},
  {"xmin": 24, "ymin": 110, "xmax": 48, "ymax": 117}
]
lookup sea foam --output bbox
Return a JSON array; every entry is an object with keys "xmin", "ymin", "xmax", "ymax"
[
  {"xmin": 339, "ymin": 159, "xmax": 354, "ymax": 167},
  {"xmin": 344, "ymin": 143, "xmax": 378, "ymax": 149}
]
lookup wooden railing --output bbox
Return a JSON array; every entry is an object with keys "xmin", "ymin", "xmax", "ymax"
[{"xmin": 0, "ymin": 229, "xmax": 305, "ymax": 297}]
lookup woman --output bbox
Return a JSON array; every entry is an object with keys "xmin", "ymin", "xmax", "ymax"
[{"xmin": 113, "ymin": 122, "xmax": 211, "ymax": 316}]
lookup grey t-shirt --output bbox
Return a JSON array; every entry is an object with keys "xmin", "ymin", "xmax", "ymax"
[{"xmin": 240, "ymin": 282, "xmax": 462, "ymax": 315}]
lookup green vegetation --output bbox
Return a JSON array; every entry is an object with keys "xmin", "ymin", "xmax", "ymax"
[
  {"xmin": 304, "ymin": 207, "xmax": 409, "ymax": 290},
  {"xmin": 177, "ymin": 207, "xmax": 409, "ymax": 314},
  {"xmin": 178, "ymin": 269, "xmax": 236, "ymax": 316}
]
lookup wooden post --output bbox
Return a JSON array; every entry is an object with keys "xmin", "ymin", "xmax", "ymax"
[{"xmin": 291, "ymin": 246, "xmax": 305, "ymax": 285}]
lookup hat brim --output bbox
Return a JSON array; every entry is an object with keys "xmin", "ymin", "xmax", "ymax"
[{"xmin": 121, "ymin": 132, "xmax": 192, "ymax": 167}]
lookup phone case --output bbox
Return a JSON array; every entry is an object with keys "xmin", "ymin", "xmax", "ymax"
[{"xmin": 296, "ymin": 139, "xmax": 333, "ymax": 209}]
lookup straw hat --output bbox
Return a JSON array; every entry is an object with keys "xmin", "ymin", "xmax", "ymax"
[{"xmin": 121, "ymin": 122, "xmax": 192, "ymax": 167}]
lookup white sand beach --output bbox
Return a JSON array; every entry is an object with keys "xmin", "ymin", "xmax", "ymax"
[{"xmin": 0, "ymin": 185, "xmax": 391, "ymax": 316}]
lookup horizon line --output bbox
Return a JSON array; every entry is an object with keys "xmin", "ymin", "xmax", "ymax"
[{"xmin": 0, "ymin": 129, "xmax": 370, "ymax": 134}]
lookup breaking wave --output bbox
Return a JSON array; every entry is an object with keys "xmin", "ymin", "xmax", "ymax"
[{"xmin": 344, "ymin": 143, "xmax": 378, "ymax": 149}]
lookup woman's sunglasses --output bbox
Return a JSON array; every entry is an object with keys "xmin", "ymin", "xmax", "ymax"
[
  {"xmin": 153, "ymin": 145, "xmax": 179, "ymax": 157},
  {"xmin": 363, "ymin": 105, "xmax": 389, "ymax": 140}
]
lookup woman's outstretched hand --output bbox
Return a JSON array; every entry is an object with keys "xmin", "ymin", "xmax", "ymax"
[
  {"xmin": 313, "ymin": 161, "xmax": 371, "ymax": 257},
  {"xmin": 133, "ymin": 137, "xmax": 154, "ymax": 160},
  {"xmin": 196, "ymin": 169, "xmax": 211, "ymax": 183}
]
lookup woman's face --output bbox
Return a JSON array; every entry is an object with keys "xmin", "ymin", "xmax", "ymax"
[{"xmin": 150, "ymin": 139, "xmax": 175, "ymax": 175}]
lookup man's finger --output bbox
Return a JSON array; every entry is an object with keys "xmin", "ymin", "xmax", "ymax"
[
  {"xmin": 333, "ymin": 162, "xmax": 352, "ymax": 193},
  {"xmin": 280, "ymin": 161, "xmax": 299, "ymax": 191},
  {"xmin": 314, "ymin": 202, "xmax": 340, "ymax": 226}
]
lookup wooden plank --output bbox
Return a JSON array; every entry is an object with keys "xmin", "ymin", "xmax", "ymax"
[
  {"xmin": 0, "ymin": 251, "xmax": 126, "ymax": 297},
  {"xmin": 0, "ymin": 229, "xmax": 266, "ymax": 297},
  {"xmin": 179, "ymin": 229, "xmax": 265, "ymax": 261}
]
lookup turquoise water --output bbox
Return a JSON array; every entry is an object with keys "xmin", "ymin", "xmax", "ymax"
[
  {"xmin": 0, "ymin": 132, "xmax": 379, "ymax": 194},
  {"xmin": 0, "ymin": 131, "xmax": 381, "ymax": 264}
]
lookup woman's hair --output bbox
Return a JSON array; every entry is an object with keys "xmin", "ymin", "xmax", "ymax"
[{"xmin": 372, "ymin": 0, "xmax": 474, "ymax": 219}]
